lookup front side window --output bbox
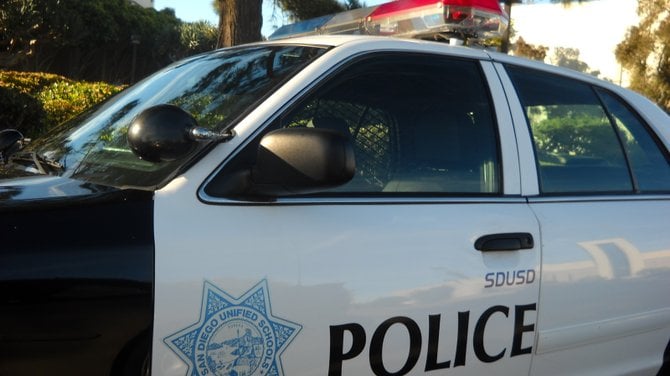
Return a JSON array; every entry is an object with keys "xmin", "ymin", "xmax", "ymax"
[
  {"xmin": 282, "ymin": 54, "xmax": 501, "ymax": 195},
  {"xmin": 209, "ymin": 53, "xmax": 501, "ymax": 198}
]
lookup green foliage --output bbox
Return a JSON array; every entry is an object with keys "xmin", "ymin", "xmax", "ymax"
[
  {"xmin": 0, "ymin": 86, "xmax": 46, "ymax": 137},
  {"xmin": 616, "ymin": 0, "xmax": 670, "ymax": 112},
  {"xmin": 37, "ymin": 79, "xmax": 122, "ymax": 126},
  {"xmin": 0, "ymin": 70, "xmax": 62, "ymax": 95},
  {"xmin": 514, "ymin": 37, "xmax": 548, "ymax": 61},
  {"xmin": 0, "ymin": 70, "xmax": 124, "ymax": 137},
  {"xmin": 529, "ymin": 106, "xmax": 620, "ymax": 163},
  {"xmin": 343, "ymin": 0, "xmax": 365, "ymax": 10},
  {"xmin": 0, "ymin": 0, "xmax": 42, "ymax": 67},
  {"xmin": 276, "ymin": 0, "xmax": 346, "ymax": 21},
  {"xmin": 534, "ymin": 115, "xmax": 612, "ymax": 158},
  {"xmin": 179, "ymin": 21, "xmax": 218, "ymax": 57},
  {"xmin": 551, "ymin": 47, "xmax": 600, "ymax": 77},
  {"xmin": 0, "ymin": 0, "xmax": 206, "ymax": 83},
  {"xmin": 0, "ymin": 2, "xmax": 222, "ymax": 140},
  {"xmin": 272, "ymin": 0, "xmax": 366, "ymax": 26}
]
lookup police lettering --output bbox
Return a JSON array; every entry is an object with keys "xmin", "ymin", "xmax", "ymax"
[
  {"xmin": 484, "ymin": 269, "xmax": 535, "ymax": 288},
  {"xmin": 328, "ymin": 303, "xmax": 536, "ymax": 376}
]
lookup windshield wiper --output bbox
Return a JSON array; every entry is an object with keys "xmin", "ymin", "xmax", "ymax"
[{"xmin": 9, "ymin": 152, "xmax": 64, "ymax": 175}]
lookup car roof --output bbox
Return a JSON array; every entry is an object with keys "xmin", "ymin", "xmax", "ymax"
[{"xmin": 258, "ymin": 34, "xmax": 491, "ymax": 58}]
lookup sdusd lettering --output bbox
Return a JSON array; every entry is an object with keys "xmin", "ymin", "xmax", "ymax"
[
  {"xmin": 485, "ymin": 269, "xmax": 536, "ymax": 288},
  {"xmin": 328, "ymin": 303, "xmax": 536, "ymax": 376}
]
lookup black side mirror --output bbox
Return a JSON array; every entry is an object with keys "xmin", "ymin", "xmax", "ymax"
[
  {"xmin": 127, "ymin": 104, "xmax": 199, "ymax": 163},
  {"xmin": 249, "ymin": 128, "xmax": 355, "ymax": 196},
  {"xmin": 0, "ymin": 129, "xmax": 25, "ymax": 163},
  {"xmin": 127, "ymin": 104, "xmax": 233, "ymax": 163}
]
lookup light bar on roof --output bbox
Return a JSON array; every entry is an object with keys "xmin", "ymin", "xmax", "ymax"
[{"xmin": 269, "ymin": 0, "xmax": 508, "ymax": 48}]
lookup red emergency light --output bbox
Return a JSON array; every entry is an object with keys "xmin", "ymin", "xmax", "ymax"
[{"xmin": 269, "ymin": 0, "xmax": 508, "ymax": 48}]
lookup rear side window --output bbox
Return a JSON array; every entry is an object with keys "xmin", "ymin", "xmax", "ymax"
[{"xmin": 507, "ymin": 65, "xmax": 670, "ymax": 194}]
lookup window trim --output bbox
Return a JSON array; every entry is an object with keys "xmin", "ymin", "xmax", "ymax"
[
  {"xmin": 593, "ymin": 87, "xmax": 640, "ymax": 192},
  {"xmin": 594, "ymin": 87, "xmax": 670, "ymax": 194},
  {"xmin": 199, "ymin": 52, "xmax": 510, "ymax": 204},
  {"xmin": 527, "ymin": 194, "xmax": 670, "ymax": 204}
]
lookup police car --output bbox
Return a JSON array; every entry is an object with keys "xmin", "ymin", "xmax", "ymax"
[{"xmin": 2, "ymin": 0, "xmax": 670, "ymax": 375}]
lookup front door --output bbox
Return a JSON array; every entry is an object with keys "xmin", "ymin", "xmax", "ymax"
[{"xmin": 152, "ymin": 51, "xmax": 542, "ymax": 375}]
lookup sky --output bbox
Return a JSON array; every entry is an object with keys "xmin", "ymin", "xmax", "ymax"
[
  {"xmin": 512, "ymin": 0, "xmax": 637, "ymax": 84},
  {"xmin": 152, "ymin": 0, "xmax": 639, "ymax": 84}
]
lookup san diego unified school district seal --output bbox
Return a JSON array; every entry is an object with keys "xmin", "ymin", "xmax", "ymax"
[{"xmin": 165, "ymin": 280, "xmax": 302, "ymax": 376}]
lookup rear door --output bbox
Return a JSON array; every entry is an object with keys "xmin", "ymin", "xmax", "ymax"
[
  {"xmin": 499, "ymin": 61, "xmax": 670, "ymax": 375},
  {"xmin": 152, "ymin": 47, "xmax": 542, "ymax": 375}
]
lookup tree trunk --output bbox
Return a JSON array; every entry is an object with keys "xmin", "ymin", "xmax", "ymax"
[
  {"xmin": 500, "ymin": 1, "xmax": 513, "ymax": 53},
  {"xmin": 216, "ymin": 0, "xmax": 263, "ymax": 48}
]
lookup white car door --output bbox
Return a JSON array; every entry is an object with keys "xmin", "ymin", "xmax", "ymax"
[
  {"xmin": 152, "ymin": 46, "xmax": 542, "ymax": 375},
  {"xmin": 498, "ymin": 59, "xmax": 670, "ymax": 375}
]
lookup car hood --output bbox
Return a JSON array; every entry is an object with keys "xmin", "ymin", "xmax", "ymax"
[{"xmin": 0, "ymin": 172, "xmax": 117, "ymax": 207}]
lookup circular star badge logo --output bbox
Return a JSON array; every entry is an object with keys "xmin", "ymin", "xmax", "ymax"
[{"xmin": 165, "ymin": 280, "xmax": 302, "ymax": 376}]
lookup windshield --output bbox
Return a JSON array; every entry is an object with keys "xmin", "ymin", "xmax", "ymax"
[{"xmin": 14, "ymin": 44, "xmax": 329, "ymax": 189}]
